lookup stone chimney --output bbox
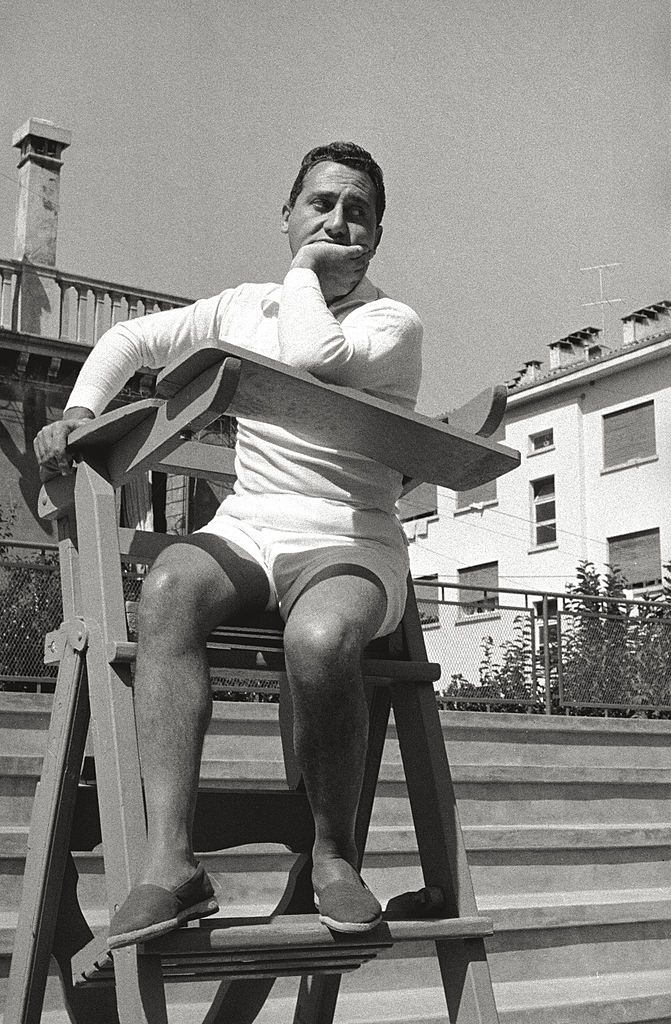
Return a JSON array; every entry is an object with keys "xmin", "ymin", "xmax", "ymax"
[
  {"xmin": 621, "ymin": 301, "xmax": 671, "ymax": 347},
  {"xmin": 548, "ymin": 327, "xmax": 601, "ymax": 370},
  {"xmin": 508, "ymin": 359, "xmax": 543, "ymax": 389},
  {"xmin": 13, "ymin": 118, "xmax": 71, "ymax": 265},
  {"xmin": 11, "ymin": 118, "xmax": 71, "ymax": 335}
]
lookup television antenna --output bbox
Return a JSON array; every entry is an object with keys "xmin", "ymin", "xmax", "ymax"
[{"xmin": 580, "ymin": 262, "xmax": 622, "ymax": 346}]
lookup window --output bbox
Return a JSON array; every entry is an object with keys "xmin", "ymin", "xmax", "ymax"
[
  {"xmin": 608, "ymin": 529, "xmax": 661, "ymax": 591},
  {"xmin": 414, "ymin": 574, "xmax": 440, "ymax": 626},
  {"xmin": 531, "ymin": 476, "xmax": 556, "ymax": 547},
  {"xmin": 603, "ymin": 401, "xmax": 656, "ymax": 469},
  {"xmin": 458, "ymin": 562, "xmax": 499, "ymax": 617},
  {"xmin": 534, "ymin": 598, "xmax": 558, "ymax": 667},
  {"xmin": 529, "ymin": 428, "xmax": 554, "ymax": 454}
]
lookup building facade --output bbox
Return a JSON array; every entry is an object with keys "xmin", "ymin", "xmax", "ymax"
[
  {"xmin": 0, "ymin": 118, "xmax": 234, "ymax": 543},
  {"xmin": 407, "ymin": 310, "xmax": 671, "ymax": 673}
]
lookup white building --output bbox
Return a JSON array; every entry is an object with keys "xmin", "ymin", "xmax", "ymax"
[{"xmin": 405, "ymin": 303, "xmax": 671, "ymax": 681}]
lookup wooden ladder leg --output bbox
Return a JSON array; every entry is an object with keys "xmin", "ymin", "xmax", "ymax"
[
  {"xmin": 391, "ymin": 678, "xmax": 499, "ymax": 1024},
  {"xmin": 51, "ymin": 852, "xmax": 120, "ymax": 1023},
  {"xmin": 4, "ymin": 622, "xmax": 90, "ymax": 1024},
  {"xmin": 201, "ymin": 979, "xmax": 277, "ymax": 1024},
  {"xmin": 74, "ymin": 460, "xmax": 170, "ymax": 1024}
]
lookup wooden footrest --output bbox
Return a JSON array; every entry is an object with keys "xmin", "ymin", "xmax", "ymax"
[{"xmin": 71, "ymin": 913, "xmax": 493, "ymax": 987}]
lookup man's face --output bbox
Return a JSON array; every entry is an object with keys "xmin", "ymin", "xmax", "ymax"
[{"xmin": 281, "ymin": 161, "xmax": 382, "ymax": 263}]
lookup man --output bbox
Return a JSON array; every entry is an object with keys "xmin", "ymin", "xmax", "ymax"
[{"xmin": 34, "ymin": 142, "xmax": 423, "ymax": 941}]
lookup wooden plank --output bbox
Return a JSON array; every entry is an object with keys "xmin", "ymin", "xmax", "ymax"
[
  {"xmin": 106, "ymin": 639, "xmax": 441, "ymax": 683},
  {"xmin": 207, "ymin": 344, "xmax": 519, "ymax": 490},
  {"xmin": 148, "ymin": 915, "xmax": 492, "ymax": 954},
  {"xmin": 78, "ymin": 344, "xmax": 519, "ymax": 491}
]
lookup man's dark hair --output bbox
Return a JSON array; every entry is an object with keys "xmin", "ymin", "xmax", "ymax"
[{"xmin": 288, "ymin": 142, "xmax": 386, "ymax": 223}]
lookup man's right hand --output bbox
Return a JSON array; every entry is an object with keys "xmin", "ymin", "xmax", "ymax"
[
  {"xmin": 33, "ymin": 408, "xmax": 95, "ymax": 479},
  {"xmin": 291, "ymin": 241, "xmax": 370, "ymax": 304}
]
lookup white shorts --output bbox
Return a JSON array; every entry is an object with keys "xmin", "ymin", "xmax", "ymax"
[{"xmin": 194, "ymin": 494, "xmax": 410, "ymax": 639}]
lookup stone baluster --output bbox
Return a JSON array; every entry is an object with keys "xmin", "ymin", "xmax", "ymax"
[
  {"xmin": 0, "ymin": 267, "xmax": 16, "ymax": 329},
  {"xmin": 110, "ymin": 291, "xmax": 124, "ymax": 326},
  {"xmin": 75, "ymin": 284, "xmax": 88, "ymax": 344},
  {"xmin": 127, "ymin": 294, "xmax": 139, "ymax": 319},
  {"xmin": 58, "ymin": 281, "xmax": 72, "ymax": 340},
  {"xmin": 92, "ymin": 289, "xmax": 108, "ymax": 343}
]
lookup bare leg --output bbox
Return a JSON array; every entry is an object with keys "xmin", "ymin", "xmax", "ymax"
[
  {"xmin": 282, "ymin": 573, "xmax": 386, "ymax": 893},
  {"xmin": 133, "ymin": 536, "xmax": 269, "ymax": 888}
]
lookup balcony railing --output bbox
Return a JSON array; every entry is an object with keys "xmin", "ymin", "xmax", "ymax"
[
  {"xmin": 0, "ymin": 257, "xmax": 192, "ymax": 346},
  {"xmin": 415, "ymin": 579, "xmax": 671, "ymax": 715}
]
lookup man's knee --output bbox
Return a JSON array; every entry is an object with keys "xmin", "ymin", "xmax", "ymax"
[
  {"xmin": 284, "ymin": 613, "xmax": 364, "ymax": 680},
  {"xmin": 138, "ymin": 547, "xmax": 222, "ymax": 640}
]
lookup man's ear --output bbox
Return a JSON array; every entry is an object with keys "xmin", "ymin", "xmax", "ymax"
[
  {"xmin": 280, "ymin": 203, "xmax": 291, "ymax": 234},
  {"xmin": 371, "ymin": 224, "xmax": 383, "ymax": 255}
]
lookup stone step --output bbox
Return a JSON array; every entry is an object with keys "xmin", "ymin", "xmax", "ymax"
[
  {"xmin": 4, "ymin": 696, "xmax": 671, "ymax": 770},
  {"xmin": 3, "ymin": 890, "xmax": 671, "ymax": 996},
  {"xmin": 4, "ymin": 970, "xmax": 671, "ymax": 1024},
  {"xmin": 434, "ymin": 711, "xmax": 671, "ymax": 770},
  {"xmin": 6, "ymin": 751, "xmax": 671, "ymax": 829},
  {"xmin": 466, "ymin": 822, "xmax": 671, "ymax": 896},
  {"xmin": 3, "ymin": 903, "xmax": 671, "ymax": 1022},
  {"xmin": 5, "ymin": 822, "xmax": 671, "ymax": 913}
]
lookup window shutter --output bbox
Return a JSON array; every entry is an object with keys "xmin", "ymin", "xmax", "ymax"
[
  {"xmin": 608, "ymin": 529, "xmax": 661, "ymax": 589},
  {"xmin": 603, "ymin": 402, "xmax": 655, "ymax": 468},
  {"xmin": 458, "ymin": 562, "xmax": 499, "ymax": 607}
]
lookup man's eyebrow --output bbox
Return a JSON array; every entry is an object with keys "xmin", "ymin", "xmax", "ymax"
[{"xmin": 304, "ymin": 187, "xmax": 373, "ymax": 209}]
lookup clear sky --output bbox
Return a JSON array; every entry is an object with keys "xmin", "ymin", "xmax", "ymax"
[{"xmin": 1, "ymin": 0, "xmax": 668, "ymax": 412}]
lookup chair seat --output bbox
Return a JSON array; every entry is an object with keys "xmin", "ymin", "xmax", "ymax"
[{"xmin": 71, "ymin": 914, "xmax": 494, "ymax": 987}]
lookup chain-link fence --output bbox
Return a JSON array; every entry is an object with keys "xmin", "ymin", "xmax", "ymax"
[
  {"xmin": 4, "ymin": 543, "xmax": 671, "ymax": 712},
  {"xmin": 0, "ymin": 540, "xmax": 145, "ymax": 692},
  {"xmin": 557, "ymin": 597, "xmax": 671, "ymax": 710},
  {"xmin": 417, "ymin": 580, "xmax": 671, "ymax": 714},
  {"xmin": 0, "ymin": 540, "xmax": 61, "ymax": 690}
]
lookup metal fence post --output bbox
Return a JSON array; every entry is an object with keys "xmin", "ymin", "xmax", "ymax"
[{"xmin": 542, "ymin": 594, "xmax": 552, "ymax": 715}]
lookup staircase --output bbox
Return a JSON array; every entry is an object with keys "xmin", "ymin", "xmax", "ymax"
[{"xmin": 2, "ymin": 694, "xmax": 671, "ymax": 1023}]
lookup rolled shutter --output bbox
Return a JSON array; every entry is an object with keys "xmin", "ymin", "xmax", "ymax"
[
  {"xmin": 458, "ymin": 562, "xmax": 499, "ymax": 607},
  {"xmin": 608, "ymin": 529, "xmax": 661, "ymax": 588},
  {"xmin": 603, "ymin": 402, "xmax": 655, "ymax": 468}
]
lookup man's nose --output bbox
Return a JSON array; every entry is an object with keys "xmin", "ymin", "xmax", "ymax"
[{"xmin": 324, "ymin": 205, "xmax": 348, "ymax": 239}]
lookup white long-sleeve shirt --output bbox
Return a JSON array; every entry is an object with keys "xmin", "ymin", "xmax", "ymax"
[{"xmin": 66, "ymin": 267, "xmax": 423, "ymax": 529}]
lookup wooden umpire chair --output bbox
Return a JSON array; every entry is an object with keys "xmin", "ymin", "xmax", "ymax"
[{"xmin": 5, "ymin": 343, "xmax": 519, "ymax": 1024}]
